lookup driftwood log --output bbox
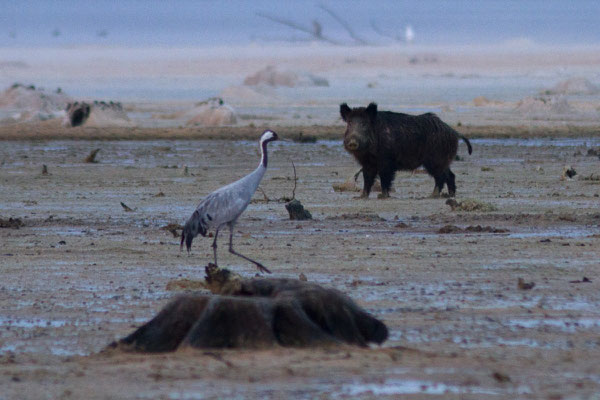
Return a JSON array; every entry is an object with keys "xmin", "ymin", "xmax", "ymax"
[{"xmin": 107, "ymin": 264, "xmax": 388, "ymax": 352}]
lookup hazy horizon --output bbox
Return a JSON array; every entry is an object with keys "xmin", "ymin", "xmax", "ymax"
[{"xmin": 2, "ymin": 0, "xmax": 600, "ymax": 48}]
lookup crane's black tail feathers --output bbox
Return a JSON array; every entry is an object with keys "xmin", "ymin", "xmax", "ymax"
[{"xmin": 180, "ymin": 211, "xmax": 208, "ymax": 252}]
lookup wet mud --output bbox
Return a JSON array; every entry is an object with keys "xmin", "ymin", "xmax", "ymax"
[{"xmin": 1, "ymin": 136, "xmax": 600, "ymax": 398}]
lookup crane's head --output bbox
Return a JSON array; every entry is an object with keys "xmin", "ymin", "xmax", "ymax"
[{"xmin": 260, "ymin": 130, "xmax": 279, "ymax": 145}]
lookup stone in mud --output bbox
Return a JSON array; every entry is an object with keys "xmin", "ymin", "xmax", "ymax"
[
  {"xmin": 285, "ymin": 199, "xmax": 312, "ymax": 220},
  {"xmin": 561, "ymin": 165, "xmax": 577, "ymax": 180},
  {"xmin": 107, "ymin": 264, "xmax": 388, "ymax": 352},
  {"xmin": 0, "ymin": 217, "xmax": 23, "ymax": 229}
]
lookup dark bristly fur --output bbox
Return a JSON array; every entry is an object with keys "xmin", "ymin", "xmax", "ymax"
[
  {"xmin": 108, "ymin": 278, "xmax": 388, "ymax": 351},
  {"xmin": 340, "ymin": 102, "xmax": 472, "ymax": 198}
]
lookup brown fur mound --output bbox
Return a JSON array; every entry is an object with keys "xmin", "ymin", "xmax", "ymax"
[{"xmin": 107, "ymin": 265, "xmax": 388, "ymax": 352}]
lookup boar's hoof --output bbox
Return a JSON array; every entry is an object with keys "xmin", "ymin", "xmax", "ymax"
[
  {"xmin": 377, "ymin": 193, "xmax": 390, "ymax": 199},
  {"xmin": 353, "ymin": 191, "xmax": 370, "ymax": 200}
]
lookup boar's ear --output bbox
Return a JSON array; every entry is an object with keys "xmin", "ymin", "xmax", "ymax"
[
  {"xmin": 340, "ymin": 103, "xmax": 351, "ymax": 122},
  {"xmin": 366, "ymin": 103, "xmax": 377, "ymax": 120}
]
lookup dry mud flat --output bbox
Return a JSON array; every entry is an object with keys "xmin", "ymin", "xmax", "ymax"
[{"xmin": 1, "ymin": 133, "xmax": 600, "ymax": 399}]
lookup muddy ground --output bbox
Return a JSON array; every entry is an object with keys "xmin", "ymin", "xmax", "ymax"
[{"xmin": 1, "ymin": 129, "xmax": 600, "ymax": 399}]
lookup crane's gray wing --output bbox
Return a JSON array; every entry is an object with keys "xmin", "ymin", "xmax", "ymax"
[{"xmin": 180, "ymin": 188, "xmax": 249, "ymax": 252}]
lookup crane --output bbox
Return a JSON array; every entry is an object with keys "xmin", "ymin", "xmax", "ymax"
[{"xmin": 180, "ymin": 130, "xmax": 279, "ymax": 273}]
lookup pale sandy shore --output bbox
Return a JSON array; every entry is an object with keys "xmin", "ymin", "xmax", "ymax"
[{"xmin": 1, "ymin": 43, "xmax": 600, "ymax": 129}]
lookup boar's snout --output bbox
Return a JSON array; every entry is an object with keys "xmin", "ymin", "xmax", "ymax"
[
  {"xmin": 345, "ymin": 138, "xmax": 359, "ymax": 151},
  {"xmin": 344, "ymin": 129, "xmax": 369, "ymax": 152}
]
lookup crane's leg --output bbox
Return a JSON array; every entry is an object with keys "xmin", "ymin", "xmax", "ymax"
[
  {"xmin": 227, "ymin": 224, "xmax": 271, "ymax": 274},
  {"xmin": 212, "ymin": 228, "xmax": 220, "ymax": 266}
]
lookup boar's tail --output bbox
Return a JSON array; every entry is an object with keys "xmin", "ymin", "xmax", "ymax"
[{"xmin": 461, "ymin": 135, "xmax": 472, "ymax": 155}]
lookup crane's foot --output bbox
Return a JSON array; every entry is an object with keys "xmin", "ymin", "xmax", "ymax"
[{"xmin": 255, "ymin": 263, "xmax": 272, "ymax": 274}]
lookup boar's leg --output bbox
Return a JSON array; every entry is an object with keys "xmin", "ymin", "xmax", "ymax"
[
  {"xmin": 431, "ymin": 174, "xmax": 446, "ymax": 198},
  {"xmin": 445, "ymin": 169, "xmax": 456, "ymax": 197},
  {"xmin": 357, "ymin": 166, "xmax": 377, "ymax": 199},
  {"xmin": 377, "ymin": 166, "xmax": 396, "ymax": 199},
  {"xmin": 424, "ymin": 162, "xmax": 446, "ymax": 198}
]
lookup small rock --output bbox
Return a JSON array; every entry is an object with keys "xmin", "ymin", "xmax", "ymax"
[
  {"xmin": 492, "ymin": 371, "xmax": 511, "ymax": 383},
  {"xmin": 561, "ymin": 165, "xmax": 577, "ymax": 180},
  {"xmin": 517, "ymin": 278, "xmax": 535, "ymax": 290},
  {"xmin": 285, "ymin": 199, "xmax": 312, "ymax": 220}
]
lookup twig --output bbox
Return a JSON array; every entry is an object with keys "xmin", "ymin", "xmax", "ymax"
[
  {"xmin": 257, "ymin": 187, "xmax": 270, "ymax": 202},
  {"xmin": 318, "ymin": 4, "xmax": 369, "ymax": 45},
  {"xmin": 255, "ymin": 163, "xmax": 298, "ymax": 203},
  {"xmin": 256, "ymin": 12, "xmax": 342, "ymax": 45},
  {"xmin": 85, "ymin": 149, "xmax": 100, "ymax": 163},
  {"xmin": 120, "ymin": 202, "xmax": 134, "ymax": 212},
  {"xmin": 203, "ymin": 351, "xmax": 235, "ymax": 368},
  {"xmin": 291, "ymin": 161, "xmax": 297, "ymax": 200}
]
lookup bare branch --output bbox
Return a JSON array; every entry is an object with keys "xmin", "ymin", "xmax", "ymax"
[
  {"xmin": 256, "ymin": 12, "xmax": 342, "ymax": 45},
  {"xmin": 257, "ymin": 187, "xmax": 270, "ymax": 202},
  {"xmin": 291, "ymin": 161, "xmax": 297, "ymax": 200},
  {"xmin": 370, "ymin": 20, "xmax": 401, "ymax": 42},
  {"xmin": 318, "ymin": 4, "xmax": 369, "ymax": 45}
]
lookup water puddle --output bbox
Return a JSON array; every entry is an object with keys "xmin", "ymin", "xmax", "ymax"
[
  {"xmin": 506, "ymin": 317, "xmax": 600, "ymax": 333},
  {"xmin": 0, "ymin": 317, "xmax": 70, "ymax": 328},
  {"xmin": 339, "ymin": 379, "xmax": 531, "ymax": 396},
  {"xmin": 473, "ymin": 138, "xmax": 600, "ymax": 147}
]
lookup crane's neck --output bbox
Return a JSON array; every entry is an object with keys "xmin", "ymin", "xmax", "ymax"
[{"xmin": 259, "ymin": 139, "xmax": 269, "ymax": 168}]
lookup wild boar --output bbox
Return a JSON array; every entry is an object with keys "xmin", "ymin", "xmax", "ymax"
[{"xmin": 340, "ymin": 102, "xmax": 472, "ymax": 198}]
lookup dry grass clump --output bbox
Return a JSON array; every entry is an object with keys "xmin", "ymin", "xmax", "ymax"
[{"xmin": 446, "ymin": 198, "xmax": 497, "ymax": 212}]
